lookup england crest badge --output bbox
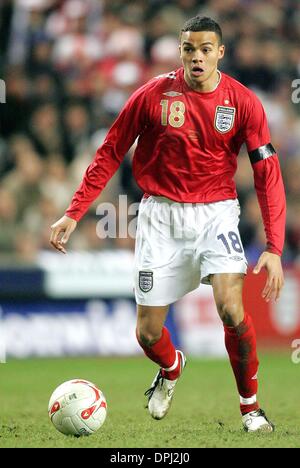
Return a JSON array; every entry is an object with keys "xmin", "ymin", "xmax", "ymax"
[
  {"xmin": 139, "ymin": 271, "xmax": 153, "ymax": 292},
  {"xmin": 214, "ymin": 106, "xmax": 236, "ymax": 133}
]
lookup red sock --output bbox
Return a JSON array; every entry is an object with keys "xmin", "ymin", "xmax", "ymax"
[
  {"xmin": 136, "ymin": 327, "xmax": 180, "ymax": 380},
  {"xmin": 224, "ymin": 314, "xmax": 259, "ymax": 415}
]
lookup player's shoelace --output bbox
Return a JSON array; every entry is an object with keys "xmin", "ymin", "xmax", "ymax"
[
  {"xmin": 255, "ymin": 409, "xmax": 273, "ymax": 425},
  {"xmin": 144, "ymin": 353, "xmax": 186, "ymax": 408},
  {"xmin": 249, "ymin": 409, "xmax": 267, "ymax": 419},
  {"xmin": 144, "ymin": 370, "xmax": 164, "ymax": 407}
]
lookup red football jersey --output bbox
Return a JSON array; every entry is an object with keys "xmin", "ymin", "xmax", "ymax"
[{"xmin": 66, "ymin": 67, "xmax": 286, "ymax": 255}]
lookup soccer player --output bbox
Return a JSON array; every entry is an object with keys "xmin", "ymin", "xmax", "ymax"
[{"xmin": 50, "ymin": 16, "xmax": 286, "ymax": 432}]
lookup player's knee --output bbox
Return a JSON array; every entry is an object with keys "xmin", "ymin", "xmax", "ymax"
[
  {"xmin": 136, "ymin": 327, "xmax": 161, "ymax": 347},
  {"xmin": 216, "ymin": 298, "xmax": 244, "ymax": 327}
]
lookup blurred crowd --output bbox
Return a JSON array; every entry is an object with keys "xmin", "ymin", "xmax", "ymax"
[{"xmin": 0, "ymin": 0, "xmax": 299, "ymax": 265}]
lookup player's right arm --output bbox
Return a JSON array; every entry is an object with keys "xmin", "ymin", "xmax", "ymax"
[{"xmin": 49, "ymin": 80, "xmax": 151, "ymax": 253}]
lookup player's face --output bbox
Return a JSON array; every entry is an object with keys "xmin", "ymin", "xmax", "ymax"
[{"xmin": 179, "ymin": 31, "xmax": 225, "ymax": 92}]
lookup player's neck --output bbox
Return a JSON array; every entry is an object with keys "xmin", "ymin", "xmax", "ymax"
[{"xmin": 184, "ymin": 69, "xmax": 221, "ymax": 93}]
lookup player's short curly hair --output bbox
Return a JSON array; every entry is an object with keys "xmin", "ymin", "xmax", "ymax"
[{"xmin": 181, "ymin": 16, "xmax": 223, "ymax": 44}]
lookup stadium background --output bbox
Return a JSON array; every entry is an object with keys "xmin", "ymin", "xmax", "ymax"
[
  {"xmin": 0, "ymin": 1, "xmax": 300, "ymax": 366},
  {"xmin": 1, "ymin": 0, "xmax": 300, "ymax": 449}
]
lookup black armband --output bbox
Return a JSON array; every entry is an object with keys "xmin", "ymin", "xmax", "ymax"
[{"xmin": 248, "ymin": 143, "xmax": 276, "ymax": 164}]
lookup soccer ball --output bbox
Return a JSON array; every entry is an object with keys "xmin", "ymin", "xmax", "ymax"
[{"xmin": 48, "ymin": 379, "xmax": 107, "ymax": 436}]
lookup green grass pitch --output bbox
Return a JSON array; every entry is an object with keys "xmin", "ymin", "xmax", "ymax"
[{"xmin": 0, "ymin": 353, "xmax": 299, "ymax": 448}]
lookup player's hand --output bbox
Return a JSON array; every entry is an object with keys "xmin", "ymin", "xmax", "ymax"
[
  {"xmin": 253, "ymin": 251, "xmax": 284, "ymax": 303},
  {"xmin": 50, "ymin": 215, "xmax": 77, "ymax": 254}
]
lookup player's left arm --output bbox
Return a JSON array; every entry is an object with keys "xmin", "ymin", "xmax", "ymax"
[{"xmin": 243, "ymin": 93, "xmax": 286, "ymax": 302}]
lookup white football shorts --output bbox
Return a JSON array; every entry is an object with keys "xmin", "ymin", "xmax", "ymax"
[{"xmin": 134, "ymin": 196, "xmax": 248, "ymax": 306}]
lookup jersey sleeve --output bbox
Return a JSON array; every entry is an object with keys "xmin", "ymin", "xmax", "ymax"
[
  {"xmin": 241, "ymin": 93, "xmax": 286, "ymax": 256},
  {"xmin": 65, "ymin": 83, "xmax": 150, "ymax": 221},
  {"xmin": 242, "ymin": 92, "xmax": 271, "ymax": 152}
]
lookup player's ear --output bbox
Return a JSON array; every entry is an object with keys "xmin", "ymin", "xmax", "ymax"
[
  {"xmin": 218, "ymin": 44, "xmax": 225, "ymax": 60},
  {"xmin": 179, "ymin": 44, "xmax": 182, "ymax": 58}
]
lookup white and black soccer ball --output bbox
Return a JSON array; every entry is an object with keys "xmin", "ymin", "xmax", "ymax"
[{"xmin": 48, "ymin": 379, "xmax": 107, "ymax": 436}]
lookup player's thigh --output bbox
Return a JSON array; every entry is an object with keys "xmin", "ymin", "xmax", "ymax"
[
  {"xmin": 134, "ymin": 197, "xmax": 199, "ymax": 306},
  {"xmin": 210, "ymin": 272, "xmax": 245, "ymax": 326},
  {"xmin": 199, "ymin": 200, "xmax": 248, "ymax": 284},
  {"xmin": 136, "ymin": 304, "xmax": 169, "ymax": 345}
]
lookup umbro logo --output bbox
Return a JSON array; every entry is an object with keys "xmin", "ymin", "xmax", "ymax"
[
  {"xmin": 163, "ymin": 91, "xmax": 182, "ymax": 97},
  {"xmin": 230, "ymin": 255, "xmax": 243, "ymax": 261}
]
